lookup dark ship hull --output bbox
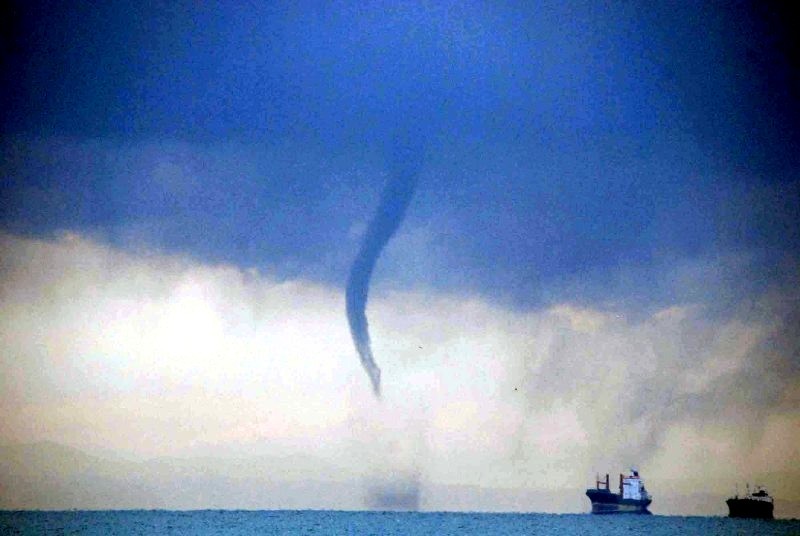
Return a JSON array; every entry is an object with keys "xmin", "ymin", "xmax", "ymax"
[
  {"xmin": 726, "ymin": 498, "xmax": 774, "ymax": 519},
  {"xmin": 586, "ymin": 489, "xmax": 652, "ymax": 514}
]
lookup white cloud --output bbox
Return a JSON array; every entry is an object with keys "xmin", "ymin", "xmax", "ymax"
[{"xmin": 0, "ymin": 231, "xmax": 798, "ymax": 509}]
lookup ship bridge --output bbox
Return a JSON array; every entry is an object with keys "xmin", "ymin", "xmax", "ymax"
[{"xmin": 621, "ymin": 469, "xmax": 650, "ymax": 501}]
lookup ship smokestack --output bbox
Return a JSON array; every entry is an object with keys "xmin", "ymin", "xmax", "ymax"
[
  {"xmin": 619, "ymin": 474, "xmax": 624, "ymax": 494},
  {"xmin": 606, "ymin": 473, "xmax": 609, "ymax": 490}
]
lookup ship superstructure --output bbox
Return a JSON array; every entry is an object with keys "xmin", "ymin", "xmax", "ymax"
[{"xmin": 586, "ymin": 469, "xmax": 652, "ymax": 514}]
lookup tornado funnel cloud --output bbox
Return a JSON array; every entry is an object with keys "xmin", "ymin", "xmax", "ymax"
[{"xmin": 346, "ymin": 136, "xmax": 424, "ymax": 396}]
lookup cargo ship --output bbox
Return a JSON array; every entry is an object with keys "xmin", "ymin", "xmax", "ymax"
[
  {"xmin": 586, "ymin": 469, "xmax": 652, "ymax": 514},
  {"xmin": 726, "ymin": 485, "xmax": 774, "ymax": 519}
]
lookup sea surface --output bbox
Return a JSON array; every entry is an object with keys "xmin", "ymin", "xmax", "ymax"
[{"xmin": 2, "ymin": 510, "xmax": 799, "ymax": 535}]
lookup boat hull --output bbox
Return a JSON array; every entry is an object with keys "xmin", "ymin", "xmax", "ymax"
[
  {"xmin": 726, "ymin": 498, "xmax": 774, "ymax": 519},
  {"xmin": 586, "ymin": 489, "xmax": 652, "ymax": 515}
]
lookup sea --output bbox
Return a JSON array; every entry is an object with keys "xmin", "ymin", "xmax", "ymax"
[{"xmin": 2, "ymin": 510, "xmax": 799, "ymax": 535}]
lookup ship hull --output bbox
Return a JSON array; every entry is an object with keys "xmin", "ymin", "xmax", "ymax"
[
  {"xmin": 726, "ymin": 498, "xmax": 774, "ymax": 520},
  {"xmin": 586, "ymin": 489, "xmax": 652, "ymax": 515}
]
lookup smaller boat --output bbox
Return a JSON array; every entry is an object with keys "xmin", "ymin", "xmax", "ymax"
[{"xmin": 726, "ymin": 485, "xmax": 774, "ymax": 519}]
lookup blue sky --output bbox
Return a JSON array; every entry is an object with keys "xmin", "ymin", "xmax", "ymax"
[{"xmin": 3, "ymin": 0, "xmax": 797, "ymax": 313}]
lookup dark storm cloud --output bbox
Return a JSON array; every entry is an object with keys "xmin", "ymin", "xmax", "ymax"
[{"xmin": 1, "ymin": 1, "xmax": 797, "ymax": 311}]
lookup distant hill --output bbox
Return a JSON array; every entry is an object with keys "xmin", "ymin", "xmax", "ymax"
[
  {"xmin": 0, "ymin": 441, "xmax": 364, "ymax": 510},
  {"xmin": 0, "ymin": 441, "xmax": 156, "ymax": 509}
]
